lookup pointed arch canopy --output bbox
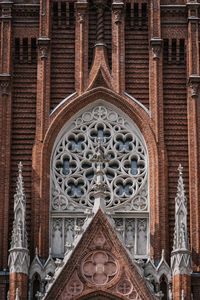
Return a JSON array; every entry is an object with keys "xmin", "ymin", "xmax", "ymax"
[{"xmin": 38, "ymin": 88, "xmax": 159, "ymax": 258}]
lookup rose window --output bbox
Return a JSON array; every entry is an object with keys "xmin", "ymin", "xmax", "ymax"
[
  {"xmin": 51, "ymin": 105, "xmax": 148, "ymax": 212},
  {"xmin": 82, "ymin": 251, "xmax": 118, "ymax": 285},
  {"xmin": 50, "ymin": 103, "xmax": 149, "ymax": 258}
]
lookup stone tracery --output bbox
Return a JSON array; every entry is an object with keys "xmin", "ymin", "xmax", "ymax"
[{"xmin": 50, "ymin": 103, "xmax": 149, "ymax": 257}]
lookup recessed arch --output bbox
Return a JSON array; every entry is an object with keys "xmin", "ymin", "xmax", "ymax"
[{"xmin": 36, "ymin": 88, "xmax": 161, "ymax": 258}]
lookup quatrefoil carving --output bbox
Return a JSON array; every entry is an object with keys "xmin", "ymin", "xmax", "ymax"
[{"xmin": 82, "ymin": 251, "xmax": 118, "ymax": 285}]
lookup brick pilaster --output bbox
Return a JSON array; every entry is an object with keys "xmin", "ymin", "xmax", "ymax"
[
  {"xmin": 32, "ymin": 0, "xmax": 51, "ymax": 258},
  {"xmin": 172, "ymin": 274, "xmax": 191, "ymax": 300},
  {"xmin": 9, "ymin": 273, "xmax": 28, "ymax": 300},
  {"xmin": 75, "ymin": 0, "xmax": 88, "ymax": 94},
  {"xmin": 0, "ymin": 0, "xmax": 13, "ymax": 269},
  {"xmin": 187, "ymin": 0, "xmax": 200, "ymax": 270},
  {"xmin": 112, "ymin": 0, "xmax": 125, "ymax": 94},
  {"xmin": 149, "ymin": 0, "xmax": 168, "ymax": 259}
]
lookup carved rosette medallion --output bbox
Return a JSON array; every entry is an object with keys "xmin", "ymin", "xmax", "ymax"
[{"xmin": 81, "ymin": 251, "xmax": 119, "ymax": 286}]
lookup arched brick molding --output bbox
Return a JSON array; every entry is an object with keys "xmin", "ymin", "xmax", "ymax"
[{"xmin": 32, "ymin": 87, "xmax": 167, "ymax": 260}]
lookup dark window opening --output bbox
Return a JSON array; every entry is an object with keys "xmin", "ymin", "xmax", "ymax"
[
  {"xmin": 14, "ymin": 38, "xmax": 20, "ymax": 63},
  {"xmin": 126, "ymin": 2, "xmax": 148, "ymax": 29},
  {"xmin": 179, "ymin": 39, "xmax": 185, "ymax": 63},
  {"xmin": 52, "ymin": 1, "xmax": 74, "ymax": 28},
  {"xmin": 171, "ymin": 39, "xmax": 177, "ymax": 62},
  {"xmin": 160, "ymin": 276, "xmax": 168, "ymax": 300},
  {"xmin": 163, "ymin": 39, "xmax": 169, "ymax": 62},
  {"xmin": 23, "ymin": 38, "xmax": 28, "ymax": 63},
  {"xmin": 32, "ymin": 273, "xmax": 41, "ymax": 300},
  {"xmin": 31, "ymin": 38, "xmax": 37, "ymax": 62}
]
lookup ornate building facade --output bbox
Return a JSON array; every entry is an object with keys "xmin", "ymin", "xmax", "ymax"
[{"xmin": 0, "ymin": 0, "xmax": 200, "ymax": 299}]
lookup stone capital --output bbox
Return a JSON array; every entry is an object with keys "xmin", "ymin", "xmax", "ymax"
[
  {"xmin": 0, "ymin": 1, "xmax": 13, "ymax": 19},
  {"xmin": 75, "ymin": 0, "xmax": 88, "ymax": 24},
  {"xmin": 0, "ymin": 73, "xmax": 11, "ymax": 96},
  {"xmin": 150, "ymin": 38, "xmax": 163, "ymax": 60},
  {"xmin": 38, "ymin": 37, "xmax": 51, "ymax": 60},
  {"xmin": 112, "ymin": 1, "xmax": 124, "ymax": 24},
  {"xmin": 188, "ymin": 75, "xmax": 200, "ymax": 98}
]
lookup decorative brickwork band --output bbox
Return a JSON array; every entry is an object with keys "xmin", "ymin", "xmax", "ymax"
[
  {"xmin": 0, "ymin": 74, "xmax": 11, "ymax": 96},
  {"xmin": 171, "ymin": 165, "xmax": 192, "ymax": 276},
  {"xmin": 38, "ymin": 37, "xmax": 50, "ymax": 60},
  {"xmin": 8, "ymin": 162, "xmax": 30, "ymax": 275},
  {"xmin": 150, "ymin": 38, "xmax": 162, "ymax": 60},
  {"xmin": 188, "ymin": 75, "xmax": 200, "ymax": 98}
]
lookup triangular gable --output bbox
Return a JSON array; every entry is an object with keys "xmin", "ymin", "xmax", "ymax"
[{"xmin": 44, "ymin": 209, "xmax": 156, "ymax": 300}]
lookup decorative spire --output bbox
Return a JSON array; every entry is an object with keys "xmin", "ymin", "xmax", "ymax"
[
  {"xmin": 90, "ymin": 138, "xmax": 109, "ymax": 212},
  {"xmin": 172, "ymin": 164, "xmax": 188, "ymax": 251},
  {"xmin": 171, "ymin": 164, "xmax": 192, "ymax": 276},
  {"xmin": 10, "ymin": 162, "xmax": 28, "ymax": 249},
  {"xmin": 8, "ymin": 162, "xmax": 30, "ymax": 275}
]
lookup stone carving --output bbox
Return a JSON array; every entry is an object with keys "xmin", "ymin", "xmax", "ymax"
[
  {"xmin": 82, "ymin": 251, "xmax": 118, "ymax": 285},
  {"xmin": 150, "ymin": 38, "xmax": 163, "ymax": 60},
  {"xmin": 188, "ymin": 75, "xmax": 200, "ymax": 98},
  {"xmin": 51, "ymin": 105, "xmax": 148, "ymax": 213},
  {"xmin": 114, "ymin": 218, "xmax": 148, "ymax": 257},
  {"xmin": 52, "ymin": 219, "xmax": 63, "ymax": 256},
  {"xmin": 8, "ymin": 162, "xmax": 30, "ymax": 275},
  {"xmin": 51, "ymin": 217, "xmax": 85, "ymax": 257},
  {"xmin": 51, "ymin": 104, "xmax": 149, "ymax": 258},
  {"xmin": 137, "ymin": 219, "xmax": 147, "ymax": 255},
  {"xmin": 112, "ymin": 1, "xmax": 124, "ymax": 24},
  {"xmin": 38, "ymin": 37, "xmax": 50, "ymax": 60},
  {"xmin": 59, "ymin": 271, "xmax": 83, "ymax": 300},
  {"xmin": 116, "ymin": 274, "xmax": 133, "ymax": 296},
  {"xmin": 1, "ymin": 4, "xmax": 12, "ymax": 19},
  {"xmin": 171, "ymin": 165, "xmax": 192, "ymax": 275}
]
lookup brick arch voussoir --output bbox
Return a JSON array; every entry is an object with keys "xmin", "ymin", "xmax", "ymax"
[{"xmin": 40, "ymin": 87, "xmax": 159, "ymax": 257}]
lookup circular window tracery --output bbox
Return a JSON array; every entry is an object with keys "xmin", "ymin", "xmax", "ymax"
[{"xmin": 51, "ymin": 104, "xmax": 148, "ymax": 213}]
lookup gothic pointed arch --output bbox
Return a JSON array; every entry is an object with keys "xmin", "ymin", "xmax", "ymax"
[
  {"xmin": 35, "ymin": 88, "xmax": 160, "ymax": 258},
  {"xmin": 50, "ymin": 100, "xmax": 149, "ymax": 258}
]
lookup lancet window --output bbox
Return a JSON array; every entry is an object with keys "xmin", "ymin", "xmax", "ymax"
[{"xmin": 50, "ymin": 102, "xmax": 149, "ymax": 258}]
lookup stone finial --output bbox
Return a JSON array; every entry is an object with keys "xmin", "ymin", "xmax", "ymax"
[
  {"xmin": 171, "ymin": 164, "xmax": 192, "ymax": 276},
  {"xmin": 173, "ymin": 164, "xmax": 188, "ymax": 251},
  {"xmin": 10, "ymin": 162, "xmax": 27, "ymax": 249},
  {"xmin": 90, "ymin": 138, "xmax": 109, "ymax": 212},
  {"xmin": 8, "ymin": 162, "xmax": 30, "ymax": 275}
]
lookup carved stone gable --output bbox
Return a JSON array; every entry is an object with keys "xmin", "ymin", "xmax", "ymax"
[{"xmin": 44, "ymin": 209, "xmax": 155, "ymax": 300}]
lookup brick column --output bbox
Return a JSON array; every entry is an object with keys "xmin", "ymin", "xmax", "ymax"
[
  {"xmin": 187, "ymin": 0, "xmax": 200, "ymax": 270},
  {"xmin": 112, "ymin": 0, "xmax": 125, "ymax": 94},
  {"xmin": 0, "ymin": 0, "xmax": 12, "ymax": 269},
  {"xmin": 75, "ymin": 0, "xmax": 88, "ymax": 94},
  {"xmin": 32, "ymin": 0, "xmax": 51, "ymax": 258},
  {"xmin": 149, "ymin": 0, "xmax": 168, "ymax": 259}
]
